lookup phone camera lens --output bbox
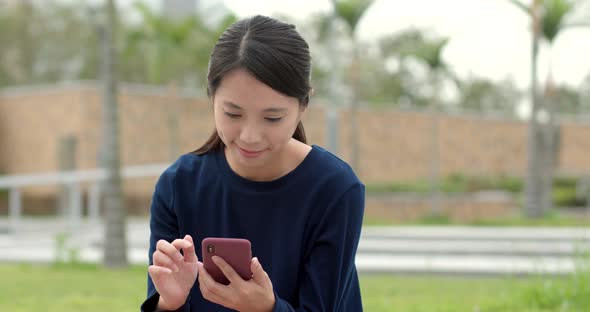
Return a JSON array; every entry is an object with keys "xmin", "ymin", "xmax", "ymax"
[{"xmin": 207, "ymin": 244, "xmax": 215, "ymax": 253}]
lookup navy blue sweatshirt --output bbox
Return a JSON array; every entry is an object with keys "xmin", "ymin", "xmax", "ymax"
[{"xmin": 141, "ymin": 145, "xmax": 365, "ymax": 311}]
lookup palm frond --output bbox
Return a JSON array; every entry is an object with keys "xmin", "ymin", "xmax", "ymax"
[
  {"xmin": 542, "ymin": 0, "xmax": 574, "ymax": 42},
  {"xmin": 507, "ymin": 0, "xmax": 531, "ymax": 15},
  {"xmin": 334, "ymin": 0, "xmax": 373, "ymax": 34}
]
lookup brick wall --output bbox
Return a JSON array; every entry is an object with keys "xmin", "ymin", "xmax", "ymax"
[{"xmin": 1, "ymin": 83, "xmax": 590, "ymax": 218}]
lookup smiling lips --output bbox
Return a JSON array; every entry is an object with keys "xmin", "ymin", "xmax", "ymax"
[{"xmin": 238, "ymin": 146, "xmax": 264, "ymax": 158}]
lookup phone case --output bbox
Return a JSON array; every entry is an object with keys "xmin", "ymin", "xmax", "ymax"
[{"xmin": 201, "ymin": 237, "xmax": 253, "ymax": 285}]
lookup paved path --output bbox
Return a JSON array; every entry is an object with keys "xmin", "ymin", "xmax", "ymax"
[{"xmin": 1, "ymin": 218, "xmax": 589, "ymax": 275}]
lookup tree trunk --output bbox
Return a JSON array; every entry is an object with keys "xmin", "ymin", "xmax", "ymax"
[
  {"xmin": 349, "ymin": 42, "xmax": 360, "ymax": 175},
  {"xmin": 539, "ymin": 71, "xmax": 560, "ymax": 216},
  {"xmin": 57, "ymin": 135, "xmax": 78, "ymax": 217},
  {"xmin": 18, "ymin": 1, "xmax": 34, "ymax": 83},
  {"xmin": 430, "ymin": 76, "xmax": 441, "ymax": 216},
  {"xmin": 168, "ymin": 82, "xmax": 180, "ymax": 161},
  {"xmin": 538, "ymin": 100, "xmax": 554, "ymax": 217},
  {"xmin": 326, "ymin": 0, "xmax": 340, "ymax": 155},
  {"xmin": 525, "ymin": 0, "xmax": 545, "ymax": 218},
  {"xmin": 102, "ymin": 0, "xmax": 128, "ymax": 268},
  {"xmin": 542, "ymin": 119, "xmax": 559, "ymax": 215}
]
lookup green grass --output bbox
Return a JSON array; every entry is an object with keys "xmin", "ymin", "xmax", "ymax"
[
  {"xmin": 363, "ymin": 212, "xmax": 590, "ymax": 227},
  {"xmin": 365, "ymin": 174, "xmax": 524, "ymax": 194},
  {"xmin": 360, "ymin": 274, "xmax": 559, "ymax": 312},
  {"xmin": 1, "ymin": 263, "xmax": 589, "ymax": 311},
  {"xmin": 0, "ymin": 188, "xmax": 7, "ymax": 204},
  {"xmin": 363, "ymin": 216, "xmax": 590, "ymax": 227},
  {"xmin": 365, "ymin": 174, "xmax": 589, "ymax": 209},
  {"xmin": 0, "ymin": 263, "xmax": 147, "ymax": 312},
  {"xmin": 467, "ymin": 213, "xmax": 590, "ymax": 227}
]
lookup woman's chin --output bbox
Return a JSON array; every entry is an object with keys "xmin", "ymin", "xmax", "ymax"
[{"xmin": 232, "ymin": 146, "xmax": 266, "ymax": 165}]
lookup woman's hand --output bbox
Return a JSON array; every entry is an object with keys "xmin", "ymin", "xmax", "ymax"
[
  {"xmin": 198, "ymin": 256, "xmax": 276, "ymax": 312},
  {"xmin": 148, "ymin": 235, "xmax": 199, "ymax": 311}
]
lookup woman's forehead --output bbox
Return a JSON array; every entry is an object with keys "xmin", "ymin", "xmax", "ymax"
[{"xmin": 215, "ymin": 69, "xmax": 298, "ymax": 110}]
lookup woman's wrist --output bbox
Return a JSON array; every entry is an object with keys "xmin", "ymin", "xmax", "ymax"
[
  {"xmin": 265, "ymin": 292, "xmax": 276, "ymax": 312},
  {"xmin": 156, "ymin": 295, "xmax": 184, "ymax": 311}
]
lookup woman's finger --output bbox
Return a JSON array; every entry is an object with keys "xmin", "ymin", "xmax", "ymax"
[
  {"xmin": 153, "ymin": 250, "xmax": 180, "ymax": 272},
  {"xmin": 156, "ymin": 239, "xmax": 184, "ymax": 263},
  {"xmin": 171, "ymin": 238, "xmax": 192, "ymax": 251},
  {"xmin": 179, "ymin": 235, "xmax": 198, "ymax": 263},
  {"xmin": 198, "ymin": 276, "xmax": 227, "ymax": 306},
  {"xmin": 148, "ymin": 264, "xmax": 172, "ymax": 277},
  {"xmin": 148, "ymin": 265, "xmax": 173, "ymax": 290},
  {"xmin": 212, "ymin": 256, "xmax": 243, "ymax": 286},
  {"xmin": 197, "ymin": 262, "xmax": 226, "ymax": 297},
  {"xmin": 250, "ymin": 257, "xmax": 272, "ymax": 289}
]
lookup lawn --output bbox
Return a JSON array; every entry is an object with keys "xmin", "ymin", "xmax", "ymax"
[
  {"xmin": 361, "ymin": 273, "xmax": 588, "ymax": 311},
  {"xmin": 363, "ymin": 211, "xmax": 590, "ymax": 227},
  {"xmin": 0, "ymin": 263, "xmax": 588, "ymax": 311}
]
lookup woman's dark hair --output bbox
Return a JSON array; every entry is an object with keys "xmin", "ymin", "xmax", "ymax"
[{"xmin": 192, "ymin": 15, "xmax": 312, "ymax": 155}]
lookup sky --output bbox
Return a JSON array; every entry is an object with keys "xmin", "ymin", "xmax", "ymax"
[
  {"xmin": 86, "ymin": 0, "xmax": 590, "ymax": 91},
  {"xmin": 222, "ymin": 0, "xmax": 590, "ymax": 91}
]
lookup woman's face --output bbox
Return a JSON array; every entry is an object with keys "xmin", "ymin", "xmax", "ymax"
[{"xmin": 212, "ymin": 68, "xmax": 304, "ymax": 173}]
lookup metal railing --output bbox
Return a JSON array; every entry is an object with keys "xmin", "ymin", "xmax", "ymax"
[{"xmin": 0, "ymin": 163, "xmax": 169, "ymax": 234}]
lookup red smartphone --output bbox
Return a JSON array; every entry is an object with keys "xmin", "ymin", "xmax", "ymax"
[{"xmin": 201, "ymin": 237, "xmax": 253, "ymax": 285}]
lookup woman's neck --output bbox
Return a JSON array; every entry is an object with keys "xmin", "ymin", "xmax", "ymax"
[{"xmin": 224, "ymin": 139, "xmax": 310, "ymax": 182}]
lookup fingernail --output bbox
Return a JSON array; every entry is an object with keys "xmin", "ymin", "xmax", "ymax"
[{"xmin": 212, "ymin": 256, "xmax": 219, "ymax": 263}]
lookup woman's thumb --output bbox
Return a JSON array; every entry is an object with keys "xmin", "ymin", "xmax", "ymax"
[{"xmin": 251, "ymin": 257, "xmax": 271, "ymax": 288}]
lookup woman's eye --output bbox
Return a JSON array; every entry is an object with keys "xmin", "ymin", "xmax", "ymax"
[
  {"xmin": 265, "ymin": 117, "xmax": 282, "ymax": 123},
  {"xmin": 224, "ymin": 112, "xmax": 241, "ymax": 118}
]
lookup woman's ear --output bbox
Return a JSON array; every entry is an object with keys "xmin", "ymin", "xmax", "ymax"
[
  {"xmin": 299, "ymin": 103, "xmax": 307, "ymax": 113},
  {"xmin": 210, "ymin": 95, "xmax": 216, "ymax": 111},
  {"xmin": 297, "ymin": 105, "xmax": 306, "ymax": 123}
]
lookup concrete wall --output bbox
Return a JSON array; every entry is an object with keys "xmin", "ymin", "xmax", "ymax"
[{"xmin": 1, "ymin": 82, "xmax": 589, "ymax": 218}]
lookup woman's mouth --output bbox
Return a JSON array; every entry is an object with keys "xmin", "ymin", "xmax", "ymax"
[{"xmin": 237, "ymin": 146, "xmax": 264, "ymax": 158}]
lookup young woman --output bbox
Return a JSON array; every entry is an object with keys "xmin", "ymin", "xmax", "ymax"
[{"xmin": 141, "ymin": 15, "xmax": 365, "ymax": 312}]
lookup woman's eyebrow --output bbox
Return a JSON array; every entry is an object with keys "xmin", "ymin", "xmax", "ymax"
[
  {"xmin": 263, "ymin": 107, "xmax": 287, "ymax": 113},
  {"xmin": 223, "ymin": 101, "xmax": 242, "ymax": 110},
  {"xmin": 223, "ymin": 101, "xmax": 287, "ymax": 113}
]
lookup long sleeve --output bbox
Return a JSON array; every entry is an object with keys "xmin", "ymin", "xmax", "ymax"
[
  {"xmin": 272, "ymin": 183, "xmax": 365, "ymax": 312},
  {"xmin": 140, "ymin": 146, "xmax": 363, "ymax": 311},
  {"xmin": 141, "ymin": 165, "xmax": 191, "ymax": 312}
]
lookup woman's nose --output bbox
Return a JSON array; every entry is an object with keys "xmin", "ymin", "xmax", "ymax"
[{"xmin": 239, "ymin": 123, "xmax": 263, "ymax": 144}]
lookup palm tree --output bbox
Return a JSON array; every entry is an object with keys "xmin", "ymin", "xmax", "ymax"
[
  {"xmin": 332, "ymin": 0, "xmax": 374, "ymax": 175},
  {"xmin": 102, "ymin": 0, "xmax": 127, "ymax": 268},
  {"xmin": 509, "ymin": 0, "xmax": 590, "ymax": 218},
  {"xmin": 415, "ymin": 37, "xmax": 456, "ymax": 216},
  {"xmin": 0, "ymin": 2, "xmax": 99, "ymax": 86},
  {"xmin": 127, "ymin": 3, "xmax": 197, "ymax": 160},
  {"xmin": 126, "ymin": 3, "xmax": 203, "ymax": 85},
  {"xmin": 297, "ymin": 12, "xmax": 344, "ymax": 155},
  {"xmin": 422, "ymin": 38, "xmax": 456, "ymax": 216},
  {"xmin": 381, "ymin": 29, "xmax": 458, "ymax": 215},
  {"xmin": 457, "ymin": 78, "xmax": 522, "ymax": 114},
  {"xmin": 124, "ymin": 4, "xmax": 236, "ymax": 160},
  {"xmin": 538, "ymin": 0, "xmax": 590, "ymax": 218},
  {"xmin": 379, "ymin": 29, "xmax": 428, "ymax": 107}
]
